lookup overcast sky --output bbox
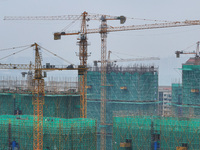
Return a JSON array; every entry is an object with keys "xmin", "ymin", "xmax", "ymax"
[{"xmin": 0, "ymin": 0, "xmax": 200, "ymax": 85}]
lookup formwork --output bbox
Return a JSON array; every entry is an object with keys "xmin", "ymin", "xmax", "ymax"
[
  {"xmin": 87, "ymin": 65, "xmax": 159, "ymax": 149},
  {"xmin": 0, "ymin": 115, "xmax": 97, "ymax": 150},
  {"xmin": 113, "ymin": 115, "xmax": 200, "ymax": 150}
]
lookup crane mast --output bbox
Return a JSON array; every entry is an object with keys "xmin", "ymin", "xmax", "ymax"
[
  {"xmin": 197, "ymin": 41, "xmax": 200, "ymax": 57},
  {"xmin": 78, "ymin": 11, "xmax": 88, "ymax": 118},
  {"xmin": 100, "ymin": 16, "xmax": 108, "ymax": 150},
  {"xmin": 48, "ymin": 16, "xmax": 200, "ymax": 150},
  {"xmin": 4, "ymin": 11, "xmax": 126, "ymax": 121},
  {"xmin": 53, "ymin": 12, "xmax": 125, "ymax": 122},
  {"xmin": 0, "ymin": 43, "xmax": 87, "ymax": 150},
  {"xmin": 32, "ymin": 43, "xmax": 44, "ymax": 150}
]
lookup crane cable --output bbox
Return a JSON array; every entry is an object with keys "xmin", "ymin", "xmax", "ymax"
[
  {"xmin": 181, "ymin": 43, "xmax": 197, "ymax": 51},
  {"xmin": 112, "ymin": 51, "xmax": 145, "ymax": 58},
  {"xmin": 61, "ymin": 15, "xmax": 82, "ymax": 32},
  {"xmin": 39, "ymin": 46, "xmax": 74, "ymax": 65},
  {"xmin": 126, "ymin": 17, "xmax": 173, "ymax": 23},
  {"xmin": 110, "ymin": 52, "xmax": 123, "ymax": 60},
  {"xmin": 0, "ymin": 46, "xmax": 31, "ymax": 61},
  {"xmin": 0, "ymin": 44, "xmax": 31, "ymax": 51},
  {"xmin": 0, "ymin": 44, "xmax": 74, "ymax": 65},
  {"xmin": 88, "ymin": 12, "xmax": 173, "ymax": 23}
]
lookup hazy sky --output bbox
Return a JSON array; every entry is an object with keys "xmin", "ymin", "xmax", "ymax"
[{"xmin": 0, "ymin": 0, "xmax": 200, "ymax": 85}]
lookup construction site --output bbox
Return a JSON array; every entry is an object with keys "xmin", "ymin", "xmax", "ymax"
[{"xmin": 1, "ymin": 11, "xmax": 200, "ymax": 150}]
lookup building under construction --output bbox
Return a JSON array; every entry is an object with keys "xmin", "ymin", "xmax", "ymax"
[
  {"xmin": 2, "ymin": 56, "xmax": 200, "ymax": 150},
  {"xmin": 113, "ymin": 115, "xmax": 200, "ymax": 150},
  {"xmin": 0, "ymin": 77, "xmax": 97, "ymax": 150},
  {"xmin": 171, "ymin": 57, "xmax": 200, "ymax": 118},
  {"xmin": 0, "ymin": 63, "xmax": 159, "ymax": 150},
  {"xmin": 2, "ymin": 10, "xmax": 200, "ymax": 150},
  {"xmin": 2, "ymin": 56, "xmax": 200, "ymax": 149},
  {"xmin": 110, "ymin": 56, "xmax": 200, "ymax": 150},
  {"xmin": 87, "ymin": 64, "xmax": 159, "ymax": 149}
]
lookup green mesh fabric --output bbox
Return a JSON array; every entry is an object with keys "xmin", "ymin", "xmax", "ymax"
[
  {"xmin": 171, "ymin": 104, "xmax": 200, "ymax": 118},
  {"xmin": 87, "ymin": 71, "xmax": 158, "ymax": 101},
  {"xmin": 0, "ymin": 93, "xmax": 80, "ymax": 118},
  {"xmin": 87, "ymin": 101, "xmax": 158, "ymax": 149},
  {"xmin": 0, "ymin": 115, "xmax": 97, "ymax": 150},
  {"xmin": 87, "ymin": 70, "xmax": 158, "ymax": 149},
  {"xmin": 113, "ymin": 115, "xmax": 200, "ymax": 150},
  {"xmin": 182, "ymin": 64, "xmax": 200, "ymax": 105},
  {"xmin": 172, "ymin": 83, "xmax": 182, "ymax": 104},
  {"xmin": 171, "ymin": 64, "xmax": 200, "ymax": 117}
]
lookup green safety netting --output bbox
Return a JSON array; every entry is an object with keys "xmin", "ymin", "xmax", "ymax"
[
  {"xmin": 182, "ymin": 64, "xmax": 200, "ymax": 105},
  {"xmin": 0, "ymin": 115, "xmax": 97, "ymax": 150},
  {"xmin": 171, "ymin": 64, "xmax": 200, "ymax": 117},
  {"xmin": 113, "ymin": 115, "xmax": 200, "ymax": 150},
  {"xmin": 172, "ymin": 83, "xmax": 182, "ymax": 104},
  {"xmin": 0, "ymin": 93, "xmax": 80, "ymax": 118},
  {"xmin": 87, "ymin": 69, "xmax": 158, "ymax": 150},
  {"xmin": 171, "ymin": 105, "xmax": 200, "ymax": 118},
  {"xmin": 87, "ymin": 71, "xmax": 158, "ymax": 101},
  {"xmin": 0, "ymin": 66, "xmax": 159, "ymax": 150}
]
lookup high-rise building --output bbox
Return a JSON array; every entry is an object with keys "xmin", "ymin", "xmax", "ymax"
[{"xmin": 158, "ymin": 86, "xmax": 172, "ymax": 116}]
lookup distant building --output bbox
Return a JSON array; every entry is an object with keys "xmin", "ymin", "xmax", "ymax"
[{"xmin": 158, "ymin": 86, "xmax": 172, "ymax": 116}]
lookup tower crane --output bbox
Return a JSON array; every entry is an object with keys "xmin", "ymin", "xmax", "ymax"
[
  {"xmin": 4, "ymin": 11, "xmax": 126, "ymax": 119},
  {"xmin": 0, "ymin": 43, "xmax": 86, "ymax": 150},
  {"xmin": 94, "ymin": 50, "xmax": 160, "ymax": 73},
  {"xmin": 54, "ymin": 18, "xmax": 200, "ymax": 150},
  {"xmin": 95, "ymin": 50, "xmax": 160, "ymax": 63},
  {"xmin": 55, "ymin": 14, "xmax": 126, "ymax": 150},
  {"xmin": 4, "ymin": 13, "xmax": 200, "ymax": 150},
  {"xmin": 175, "ymin": 41, "xmax": 200, "ymax": 117},
  {"xmin": 176, "ymin": 41, "xmax": 200, "ymax": 58}
]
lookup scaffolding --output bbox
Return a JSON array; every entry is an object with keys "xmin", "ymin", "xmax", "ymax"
[
  {"xmin": 113, "ymin": 115, "xmax": 200, "ymax": 150},
  {"xmin": 182, "ymin": 64, "xmax": 200, "ymax": 105},
  {"xmin": 0, "ymin": 64, "xmax": 160, "ymax": 150},
  {"xmin": 170, "ymin": 60, "xmax": 200, "ymax": 118},
  {"xmin": 0, "ymin": 93, "xmax": 80, "ymax": 118},
  {"xmin": 172, "ymin": 83, "xmax": 182, "ymax": 104},
  {"xmin": 171, "ymin": 83, "xmax": 183, "ymax": 117},
  {"xmin": 87, "ymin": 65, "xmax": 158, "ymax": 101},
  {"xmin": 0, "ymin": 76, "xmax": 78, "ymax": 95},
  {"xmin": 0, "ymin": 115, "xmax": 97, "ymax": 150},
  {"xmin": 87, "ymin": 65, "xmax": 159, "ymax": 149}
]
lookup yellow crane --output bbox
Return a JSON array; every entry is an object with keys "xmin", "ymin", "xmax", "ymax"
[
  {"xmin": 54, "ymin": 18, "xmax": 200, "ymax": 150},
  {"xmin": 0, "ymin": 43, "xmax": 86, "ymax": 150},
  {"xmin": 5, "ymin": 13, "xmax": 200, "ymax": 150},
  {"xmin": 95, "ymin": 50, "xmax": 160, "ymax": 63},
  {"xmin": 4, "ymin": 11, "xmax": 126, "ymax": 119}
]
